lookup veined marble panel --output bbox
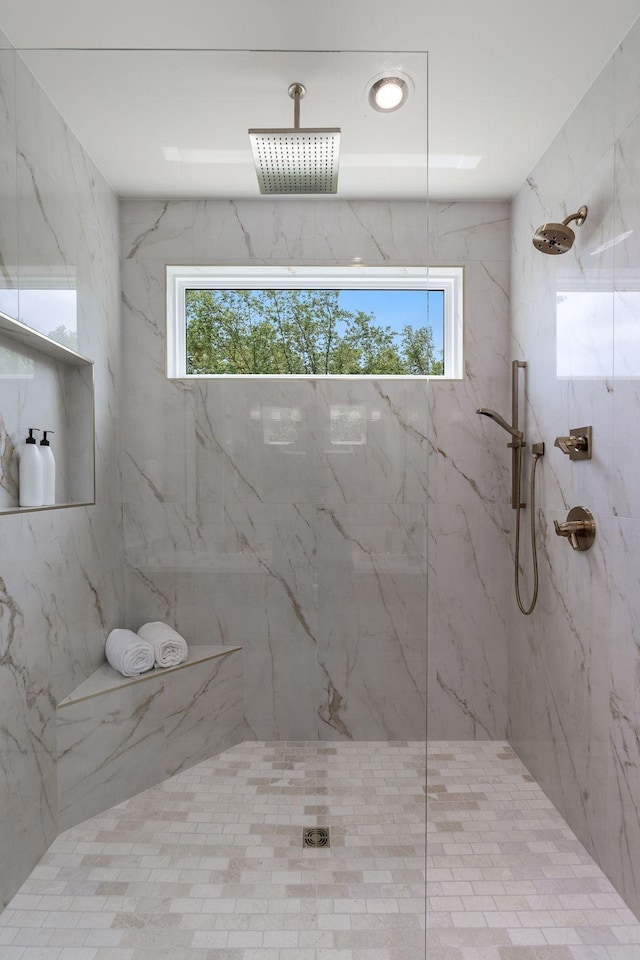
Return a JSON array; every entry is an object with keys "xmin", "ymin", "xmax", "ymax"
[
  {"xmin": 16, "ymin": 154, "xmax": 77, "ymax": 341},
  {"xmin": 57, "ymin": 675, "xmax": 166, "ymax": 831},
  {"xmin": 434, "ymin": 202, "xmax": 510, "ymax": 263},
  {"xmin": 0, "ymin": 33, "xmax": 123, "ymax": 909},
  {"xmin": 0, "ymin": 31, "xmax": 15, "ymax": 136},
  {"xmin": 510, "ymin": 516, "xmax": 612, "ymax": 869},
  {"xmin": 121, "ymin": 197, "xmax": 512, "ymax": 750},
  {"xmin": 120, "ymin": 198, "xmax": 197, "ymax": 262},
  {"xmin": 614, "ymin": 13, "xmax": 640, "ymax": 139},
  {"xmin": 612, "ymin": 111, "xmax": 640, "ymax": 519},
  {"xmin": 35, "ymin": 506, "xmax": 125, "ymax": 705},
  {"xmin": 316, "ymin": 379, "xmax": 408, "ymax": 505},
  {"xmin": 119, "ymin": 197, "xmax": 432, "ymax": 266},
  {"xmin": 530, "ymin": 58, "xmax": 614, "ymax": 214},
  {"xmin": 123, "ymin": 500, "xmax": 200, "ymax": 642},
  {"xmin": 15, "ymin": 55, "xmax": 88, "ymax": 218},
  {"xmin": 0, "ymin": 514, "xmax": 57, "ymax": 909},
  {"xmin": 316, "ymin": 502, "xmax": 427, "ymax": 740},
  {"xmin": 241, "ymin": 631, "xmax": 323, "ymax": 741},
  {"xmin": 507, "ymin": 18, "xmax": 640, "ymax": 922},
  {"xmin": 194, "ymin": 500, "xmax": 321, "ymax": 739},
  {"xmin": 305, "ymin": 199, "xmax": 429, "ymax": 264},
  {"xmin": 197, "ymin": 377, "xmax": 320, "ymax": 505},
  {"xmin": 121, "ymin": 259, "xmax": 195, "ymax": 506},
  {"xmin": 607, "ymin": 517, "xmax": 640, "ymax": 916},
  {"xmin": 428, "ymin": 503, "xmax": 509, "ymax": 740},
  {"xmin": 192, "ymin": 198, "xmax": 430, "ymax": 265},
  {"xmin": 427, "ymin": 257, "xmax": 510, "ymax": 509},
  {"xmin": 0, "ymin": 117, "xmax": 18, "ymax": 321},
  {"xmin": 164, "ymin": 651, "xmax": 247, "ymax": 776}
]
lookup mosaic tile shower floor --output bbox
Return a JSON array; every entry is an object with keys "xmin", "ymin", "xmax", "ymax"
[
  {"xmin": 0, "ymin": 741, "xmax": 425, "ymax": 960},
  {"xmin": 427, "ymin": 742, "xmax": 640, "ymax": 959},
  {"xmin": 2, "ymin": 740, "xmax": 640, "ymax": 958}
]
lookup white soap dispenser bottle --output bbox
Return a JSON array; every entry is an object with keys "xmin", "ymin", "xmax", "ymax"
[
  {"xmin": 19, "ymin": 427, "xmax": 43, "ymax": 507},
  {"xmin": 40, "ymin": 430, "xmax": 55, "ymax": 505}
]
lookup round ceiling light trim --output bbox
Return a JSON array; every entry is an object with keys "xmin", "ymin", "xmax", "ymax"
[{"xmin": 367, "ymin": 73, "xmax": 411, "ymax": 113}]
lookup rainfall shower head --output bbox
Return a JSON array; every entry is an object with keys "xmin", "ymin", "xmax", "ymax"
[
  {"xmin": 532, "ymin": 206, "xmax": 588, "ymax": 255},
  {"xmin": 248, "ymin": 83, "xmax": 341, "ymax": 195}
]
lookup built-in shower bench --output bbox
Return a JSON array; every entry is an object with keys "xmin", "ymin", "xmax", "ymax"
[{"xmin": 56, "ymin": 644, "xmax": 246, "ymax": 831}]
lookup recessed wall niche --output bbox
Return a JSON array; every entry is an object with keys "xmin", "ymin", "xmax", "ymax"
[{"xmin": 0, "ymin": 311, "xmax": 95, "ymax": 513}]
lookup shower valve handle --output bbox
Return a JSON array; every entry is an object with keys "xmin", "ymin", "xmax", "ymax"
[
  {"xmin": 553, "ymin": 507, "xmax": 596, "ymax": 551},
  {"xmin": 555, "ymin": 435, "xmax": 587, "ymax": 454},
  {"xmin": 553, "ymin": 426, "xmax": 592, "ymax": 461}
]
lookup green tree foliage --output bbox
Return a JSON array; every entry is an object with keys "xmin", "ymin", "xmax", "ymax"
[
  {"xmin": 47, "ymin": 325, "xmax": 78, "ymax": 351},
  {"xmin": 186, "ymin": 288, "xmax": 443, "ymax": 375}
]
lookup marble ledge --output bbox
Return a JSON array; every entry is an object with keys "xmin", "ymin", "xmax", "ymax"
[{"xmin": 57, "ymin": 644, "xmax": 242, "ymax": 708}]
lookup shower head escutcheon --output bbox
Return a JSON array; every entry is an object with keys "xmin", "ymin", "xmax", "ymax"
[
  {"xmin": 532, "ymin": 206, "xmax": 588, "ymax": 255},
  {"xmin": 248, "ymin": 82, "xmax": 341, "ymax": 195}
]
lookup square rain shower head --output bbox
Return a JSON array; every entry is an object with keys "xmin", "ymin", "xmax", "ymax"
[{"xmin": 248, "ymin": 128, "xmax": 341, "ymax": 194}]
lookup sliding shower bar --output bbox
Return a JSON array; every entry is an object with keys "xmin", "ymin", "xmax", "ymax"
[
  {"xmin": 477, "ymin": 360, "xmax": 526, "ymax": 508},
  {"xmin": 476, "ymin": 359, "xmax": 545, "ymax": 615},
  {"xmin": 510, "ymin": 360, "xmax": 526, "ymax": 509}
]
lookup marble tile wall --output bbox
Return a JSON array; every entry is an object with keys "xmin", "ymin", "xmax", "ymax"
[
  {"xmin": 428, "ymin": 202, "xmax": 512, "ymax": 739},
  {"xmin": 0, "ymin": 33, "xmax": 123, "ymax": 906},
  {"xmin": 509, "ymin": 12, "xmax": 640, "ymax": 919},
  {"xmin": 120, "ymin": 197, "xmax": 511, "ymax": 743}
]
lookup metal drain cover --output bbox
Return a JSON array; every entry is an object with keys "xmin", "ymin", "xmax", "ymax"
[{"xmin": 303, "ymin": 827, "xmax": 330, "ymax": 848}]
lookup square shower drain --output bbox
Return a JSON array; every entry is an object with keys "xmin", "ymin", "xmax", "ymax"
[{"xmin": 303, "ymin": 827, "xmax": 330, "ymax": 848}]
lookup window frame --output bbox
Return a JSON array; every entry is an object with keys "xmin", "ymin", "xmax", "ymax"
[{"xmin": 166, "ymin": 265, "xmax": 463, "ymax": 379}]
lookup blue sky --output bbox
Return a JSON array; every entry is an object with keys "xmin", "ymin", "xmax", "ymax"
[{"xmin": 337, "ymin": 289, "xmax": 444, "ymax": 356}]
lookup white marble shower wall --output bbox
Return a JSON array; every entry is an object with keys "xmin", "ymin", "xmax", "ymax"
[
  {"xmin": 509, "ymin": 12, "xmax": 640, "ymax": 919},
  {"xmin": 120, "ymin": 197, "xmax": 511, "ymax": 743},
  {"xmin": 0, "ymin": 33, "xmax": 123, "ymax": 907}
]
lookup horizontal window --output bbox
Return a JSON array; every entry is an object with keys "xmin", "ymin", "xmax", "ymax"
[{"xmin": 166, "ymin": 266, "xmax": 463, "ymax": 379}]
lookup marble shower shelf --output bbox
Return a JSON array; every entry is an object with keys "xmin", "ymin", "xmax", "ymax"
[
  {"xmin": 0, "ymin": 311, "xmax": 92, "ymax": 365},
  {"xmin": 57, "ymin": 644, "xmax": 242, "ymax": 708},
  {"xmin": 56, "ymin": 643, "xmax": 246, "ymax": 831},
  {"xmin": 0, "ymin": 310, "xmax": 95, "ymax": 515}
]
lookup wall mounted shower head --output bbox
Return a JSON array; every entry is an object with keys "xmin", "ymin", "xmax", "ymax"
[{"xmin": 532, "ymin": 206, "xmax": 588, "ymax": 255}]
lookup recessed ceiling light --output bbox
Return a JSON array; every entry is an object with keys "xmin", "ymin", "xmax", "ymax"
[{"xmin": 368, "ymin": 75, "xmax": 410, "ymax": 113}]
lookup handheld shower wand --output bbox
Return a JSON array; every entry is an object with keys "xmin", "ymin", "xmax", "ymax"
[
  {"xmin": 476, "ymin": 359, "xmax": 526, "ymax": 510},
  {"xmin": 476, "ymin": 361, "xmax": 544, "ymax": 616},
  {"xmin": 476, "ymin": 408, "xmax": 523, "ymax": 442}
]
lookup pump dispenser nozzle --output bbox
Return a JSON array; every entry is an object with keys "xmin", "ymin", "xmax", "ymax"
[
  {"xmin": 39, "ymin": 430, "xmax": 55, "ymax": 505},
  {"xmin": 25, "ymin": 428, "xmax": 40, "ymax": 444}
]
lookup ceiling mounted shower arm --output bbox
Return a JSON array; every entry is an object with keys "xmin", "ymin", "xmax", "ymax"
[{"xmin": 288, "ymin": 82, "xmax": 306, "ymax": 130}]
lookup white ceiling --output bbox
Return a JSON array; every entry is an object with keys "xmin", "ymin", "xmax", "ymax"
[{"xmin": 1, "ymin": 0, "xmax": 639, "ymax": 200}]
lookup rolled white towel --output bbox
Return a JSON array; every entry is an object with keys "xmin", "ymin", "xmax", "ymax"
[
  {"xmin": 137, "ymin": 621, "xmax": 188, "ymax": 668},
  {"xmin": 105, "ymin": 629, "xmax": 155, "ymax": 678}
]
